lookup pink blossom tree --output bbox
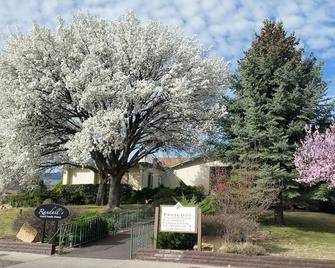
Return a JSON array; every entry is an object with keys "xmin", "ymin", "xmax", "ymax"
[{"xmin": 294, "ymin": 124, "xmax": 335, "ymax": 187}]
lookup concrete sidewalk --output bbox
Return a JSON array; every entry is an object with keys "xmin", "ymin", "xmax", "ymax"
[
  {"xmin": 3, "ymin": 256, "xmax": 225, "ymax": 268},
  {"xmin": 0, "ymin": 251, "xmax": 49, "ymax": 268}
]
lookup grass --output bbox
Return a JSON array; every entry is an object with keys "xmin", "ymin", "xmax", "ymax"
[
  {"xmin": 0, "ymin": 208, "xmax": 33, "ymax": 239},
  {"xmin": 259, "ymin": 211, "xmax": 335, "ymax": 260},
  {"xmin": 0, "ymin": 204, "xmax": 145, "ymax": 239}
]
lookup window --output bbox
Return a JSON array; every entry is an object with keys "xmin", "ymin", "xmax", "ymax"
[{"xmin": 147, "ymin": 173, "xmax": 153, "ymax": 188}]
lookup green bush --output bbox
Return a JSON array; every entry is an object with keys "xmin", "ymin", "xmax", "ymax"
[
  {"xmin": 56, "ymin": 184, "xmax": 98, "ymax": 205},
  {"xmin": 1, "ymin": 183, "xmax": 100, "ymax": 207},
  {"xmin": 120, "ymin": 184, "xmax": 133, "ymax": 204},
  {"xmin": 1, "ymin": 192, "xmax": 43, "ymax": 207},
  {"xmin": 158, "ymin": 232, "xmax": 197, "ymax": 250},
  {"xmin": 151, "ymin": 197, "xmax": 177, "ymax": 207},
  {"xmin": 179, "ymin": 195, "xmax": 215, "ymax": 215},
  {"xmin": 175, "ymin": 183, "xmax": 200, "ymax": 196}
]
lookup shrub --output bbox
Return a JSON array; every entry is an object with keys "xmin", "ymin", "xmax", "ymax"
[
  {"xmin": 212, "ymin": 167, "xmax": 278, "ymax": 222},
  {"xmin": 127, "ymin": 187, "xmax": 159, "ymax": 204},
  {"xmin": 151, "ymin": 197, "xmax": 176, "ymax": 207},
  {"xmin": 202, "ymin": 214, "xmax": 259, "ymax": 243},
  {"xmin": 56, "ymin": 185, "xmax": 98, "ymax": 205},
  {"xmin": 2, "ymin": 183, "xmax": 101, "ymax": 207},
  {"xmin": 219, "ymin": 242, "xmax": 266, "ymax": 256},
  {"xmin": 158, "ymin": 232, "xmax": 197, "ymax": 250},
  {"xmin": 1, "ymin": 192, "xmax": 43, "ymax": 207},
  {"xmin": 179, "ymin": 195, "xmax": 215, "ymax": 215},
  {"xmin": 120, "ymin": 184, "xmax": 133, "ymax": 204},
  {"xmin": 153, "ymin": 187, "xmax": 175, "ymax": 199},
  {"xmin": 174, "ymin": 183, "xmax": 200, "ymax": 196}
]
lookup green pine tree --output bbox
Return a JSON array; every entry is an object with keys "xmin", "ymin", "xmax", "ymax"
[{"xmin": 220, "ymin": 20, "xmax": 333, "ymax": 225}]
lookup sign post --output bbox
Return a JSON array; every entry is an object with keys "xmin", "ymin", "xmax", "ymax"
[
  {"xmin": 153, "ymin": 202, "xmax": 202, "ymax": 251},
  {"xmin": 34, "ymin": 204, "xmax": 69, "ymax": 243}
]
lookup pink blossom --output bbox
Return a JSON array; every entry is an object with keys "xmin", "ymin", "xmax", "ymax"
[{"xmin": 294, "ymin": 123, "xmax": 335, "ymax": 187}]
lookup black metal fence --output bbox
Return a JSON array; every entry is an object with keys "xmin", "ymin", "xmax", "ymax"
[
  {"xmin": 58, "ymin": 217, "xmax": 109, "ymax": 252},
  {"xmin": 57, "ymin": 207, "xmax": 154, "ymax": 253}
]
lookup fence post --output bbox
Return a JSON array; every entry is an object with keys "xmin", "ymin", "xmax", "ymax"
[
  {"xmin": 197, "ymin": 208, "xmax": 202, "ymax": 252},
  {"xmin": 58, "ymin": 224, "xmax": 63, "ymax": 254},
  {"xmin": 153, "ymin": 207, "xmax": 159, "ymax": 249},
  {"xmin": 129, "ymin": 226, "xmax": 134, "ymax": 259}
]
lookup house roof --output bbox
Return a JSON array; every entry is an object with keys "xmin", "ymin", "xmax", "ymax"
[
  {"xmin": 157, "ymin": 157, "xmax": 190, "ymax": 168},
  {"xmin": 169, "ymin": 156, "xmax": 232, "ymax": 169}
]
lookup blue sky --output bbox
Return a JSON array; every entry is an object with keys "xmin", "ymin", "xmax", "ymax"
[{"xmin": 0, "ymin": 0, "xmax": 334, "ymax": 95}]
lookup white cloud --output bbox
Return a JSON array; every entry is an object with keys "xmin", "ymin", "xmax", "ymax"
[{"xmin": 0, "ymin": 0, "xmax": 334, "ymax": 90}]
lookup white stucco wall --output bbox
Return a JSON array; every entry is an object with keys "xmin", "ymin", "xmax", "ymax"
[
  {"xmin": 127, "ymin": 167, "xmax": 143, "ymax": 190},
  {"xmin": 161, "ymin": 169, "xmax": 181, "ymax": 188},
  {"xmin": 62, "ymin": 168, "xmax": 98, "ymax": 185},
  {"xmin": 168, "ymin": 159, "xmax": 228, "ymax": 193},
  {"xmin": 62, "ymin": 159, "xmax": 229, "ymax": 192},
  {"xmin": 123, "ymin": 165, "xmax": 167, "ymax": 190}
]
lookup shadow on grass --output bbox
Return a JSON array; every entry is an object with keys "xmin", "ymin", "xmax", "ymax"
[
  {"xmin": 260, "ymin": 211, "xmax": 335, "ymax": 234},
  {"xmin": 259, "ymin": 242, "xmax": 290, "ymax": 254}
]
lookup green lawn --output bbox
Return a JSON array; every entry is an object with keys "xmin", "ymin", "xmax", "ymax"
[
  {"xmin": 0, "ymin": 208, "xmax": 33, "ymax": 239},
  {"xmin": 259, "ymin": 211, "xmax": 335, "ymax": 260},
  {"xmin": 0, "ymin": 204, "xmax": 145, "ymax": 239}
]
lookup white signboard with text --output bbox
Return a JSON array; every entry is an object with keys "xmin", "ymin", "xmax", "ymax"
[{"xmin": 160, "ymin": 203, "xmax": 197, "ymax": 233}]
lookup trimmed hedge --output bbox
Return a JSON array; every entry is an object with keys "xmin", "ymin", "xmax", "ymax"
[{"xmin": 1, "ymin": 182, "xmax": 203, "ymax": 208}]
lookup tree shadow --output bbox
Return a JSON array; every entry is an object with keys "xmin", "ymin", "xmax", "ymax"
[{"xmin": 261, "ymin": 211, "xmax": 335, "ymax": 234}]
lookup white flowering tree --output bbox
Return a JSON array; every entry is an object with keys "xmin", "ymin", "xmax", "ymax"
[{"xmin": 0, "ymin": 13, "xmax": 228, "ymax": 208}]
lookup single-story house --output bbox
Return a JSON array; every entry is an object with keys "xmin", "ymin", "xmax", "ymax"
[{"xmin": 62, "ymin": 156, "xmax": 231, "ymax": 193}]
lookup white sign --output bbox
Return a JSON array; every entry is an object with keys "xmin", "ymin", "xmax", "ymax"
[{"xmin": 160, "ymin": 203, "xmax": 197, "ymax": 233}]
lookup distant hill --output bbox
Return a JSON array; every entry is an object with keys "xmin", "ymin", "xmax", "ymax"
[{"xmin": 43, "ymin": 171, "xmax": 63, "ymax": 188}]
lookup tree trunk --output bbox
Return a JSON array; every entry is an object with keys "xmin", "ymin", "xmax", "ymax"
[
  {"xmin": 274, "ymin": 191, "xmax": 285, "ymax": 226},
  {"xmin": 96, "ymin": 172, "xmax": 108, "ymax": 206},
  {"xmin": 95, "ymin": 181, "xmax": 106, "ymax": 206},
  {"xmin": 108, "ymin": 175, "xmax": 122, "ymax": 208}
]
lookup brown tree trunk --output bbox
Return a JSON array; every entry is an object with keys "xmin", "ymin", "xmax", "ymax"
[
  {"xmin": 274, "ymin": 191, "xmax": 285, "ymax": 226},
  {"xmin": 95, "ymin": 181, "xmax": 106, "ymax": 206},
  {"xmin": 95, "ymin": 172, "xmax": 108, "ymax": 206},
  {"xmin": 108, "ymin": 175, "xmax": 122, "ymax": 208}
]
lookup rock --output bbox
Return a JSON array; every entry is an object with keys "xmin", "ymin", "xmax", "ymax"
[
  {"xmin": 0, "ymin": 204, "xmax": 12, "ymax": 209},
  {"xmin": 193, "ymin": 242, "xmax": 214, "ymax": 251},
  {"xmin": 16, "ymin": 222, "xmax": 40, "ymax": 242},
  {"xmin": 42, "ymin": 198, "xmax": 53, "ymax": 204}
]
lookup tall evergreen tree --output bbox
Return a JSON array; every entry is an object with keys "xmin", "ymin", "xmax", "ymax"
[{"xmin": 220, "ymin": 20, "xmax": 333, "ymax": 225}]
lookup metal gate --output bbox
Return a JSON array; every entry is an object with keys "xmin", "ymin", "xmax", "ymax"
[
  {"xmin": 57, "ymin": 208, "xmax": 154, "ymax": 254},
  {"xmin": 58, "ymin": 217, "xmax": 109, "ymax": 252},
  {"xmin": 129, "ymin": 220, "xmax": 155, "ymax": 259}
]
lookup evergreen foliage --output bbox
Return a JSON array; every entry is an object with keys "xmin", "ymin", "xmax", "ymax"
[{"xmin": 219, "ymin": 20, "xmax": 333, "ymax": 224}]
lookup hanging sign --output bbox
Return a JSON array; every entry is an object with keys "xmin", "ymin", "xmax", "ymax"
[{"xmin": 34, "ymin": 204, "xmax": 69, "ymax": 220}]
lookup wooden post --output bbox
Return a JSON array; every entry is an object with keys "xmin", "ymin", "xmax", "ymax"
[
  {"xmin": 41, "ymin": 219, "xmax": 47, "ymax": 243},
  {"xmin": 153, "ymin": 207, "xmax": 160, "ymax": 249},
  {"xmin": 197, "ymin": 208, "xmax": 202, "ymax": 251},
  {"xmin": 53, "ymin": 220, "xmax": 59, "ymax": 245}
]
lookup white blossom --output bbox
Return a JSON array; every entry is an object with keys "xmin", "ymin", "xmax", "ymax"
[{"xmin": 0, "ymin": 12, "xmax": 228, "ymax": 190}]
